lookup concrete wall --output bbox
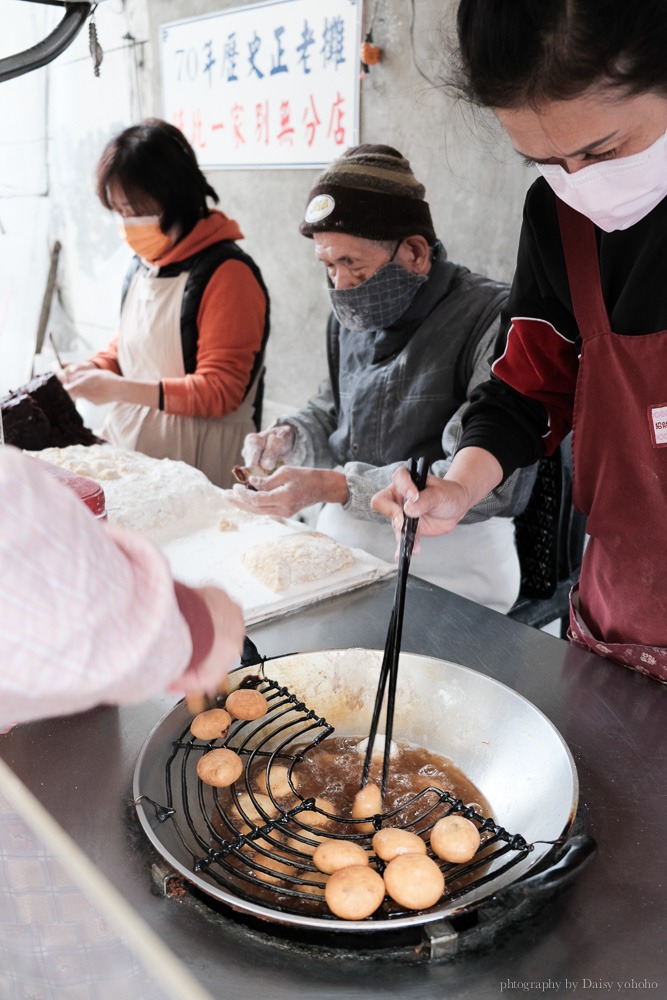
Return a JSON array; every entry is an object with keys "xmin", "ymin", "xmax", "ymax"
[{"xmin": 35, "ymin": 0, "xmax": 533, "ymax": 425}]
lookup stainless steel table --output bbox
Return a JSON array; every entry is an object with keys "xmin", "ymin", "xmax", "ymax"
[{"xmin": 2, "ymin": 577, "xmax": 666, "ymax": 999}]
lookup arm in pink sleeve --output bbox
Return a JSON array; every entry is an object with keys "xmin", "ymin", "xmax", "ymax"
[
  {"xmin": 0, "ymin": 448, "xmax": 201, "ymax": 729},
  {"xmin": 173, "ymin": 582, "xmax": 215, "ymax": 671}
]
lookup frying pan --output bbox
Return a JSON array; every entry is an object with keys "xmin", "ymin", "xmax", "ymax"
[{"xmin": 134, "ymin": 647, "xmax": 582, "ymax": 933}]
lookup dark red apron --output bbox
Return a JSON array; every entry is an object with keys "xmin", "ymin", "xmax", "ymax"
[{"xmin": 557, "ymin": 198, "xmax": 667, "ymax": 682}]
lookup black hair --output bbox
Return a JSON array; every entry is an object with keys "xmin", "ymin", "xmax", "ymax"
[
  {"xmin": 96, "ymin": 118, "xmax": 219, "ymax": 236},
  {"xmin": 455, "ymin": 0, "xmax": 667, "ymax": 109}
]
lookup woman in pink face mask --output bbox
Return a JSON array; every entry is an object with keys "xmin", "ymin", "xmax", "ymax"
[
  {"xmin": 372, "ymin": 1, "xmax": 667, "ymax": 681},
  {"xmin": 60, "ymin": 119, "xmax": 270, "ymax": 488}
]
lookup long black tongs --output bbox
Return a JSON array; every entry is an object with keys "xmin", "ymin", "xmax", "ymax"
[{"xmin": 360, "ymin": 456, "xmax": 429, "ymax": 805}]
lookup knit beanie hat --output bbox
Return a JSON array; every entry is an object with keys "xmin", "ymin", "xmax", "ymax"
[{"xmin": 299, "ymin": 144, "xmax": 436, "ymax": 244}]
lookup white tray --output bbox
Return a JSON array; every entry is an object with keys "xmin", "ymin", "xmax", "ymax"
[{"xmin": 157, "ymin": 516, "xmax": 396, "ymax": 626}]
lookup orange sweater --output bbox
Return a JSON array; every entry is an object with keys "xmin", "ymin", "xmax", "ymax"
[{"xmin": 92, "ymin": 211, "xmax": 267, "ymax": 419}]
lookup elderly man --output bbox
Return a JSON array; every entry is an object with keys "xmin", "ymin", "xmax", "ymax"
[{"xmin": 230, "ymin": 144, "xmax": 536, "ymax": 612}]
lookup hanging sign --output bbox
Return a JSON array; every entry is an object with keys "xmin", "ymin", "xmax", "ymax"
[{"xmin": 160, "ymin": 0, "xmax": 362, "ymax": 169}]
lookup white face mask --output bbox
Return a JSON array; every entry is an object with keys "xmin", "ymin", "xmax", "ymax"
[{"xmin": 536, "ymin": 127, "xmax": 667, "ymax": 232}]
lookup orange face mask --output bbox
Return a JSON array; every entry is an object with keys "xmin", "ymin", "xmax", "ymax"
[{"xmin": 118, "ymin": 215, "xmax": 173, "ymax": 261}]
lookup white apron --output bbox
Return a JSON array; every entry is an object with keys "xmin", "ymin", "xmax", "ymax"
[
  {"xmin": 316, "ymin": 503, "xmax": 520, "ymax": 614},
  {"xmin": 102, "ymin": 267, "xmax": 258, "ymax": 489}
]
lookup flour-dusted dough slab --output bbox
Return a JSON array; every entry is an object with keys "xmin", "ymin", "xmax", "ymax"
[
  {"xmin": 28, "ymin": 443, "xmax": 231, "ymax": 537},
  {"xmin": 240, "ymin": 530, "xmax": 356, "ymax": 593}
]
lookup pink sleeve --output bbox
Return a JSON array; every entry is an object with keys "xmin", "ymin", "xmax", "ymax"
[
  {"xmin": 0, "ymin": 447, "xmax": 205, "ymax": 729},
  {"xmin": 173, "ymin": 582, "xmax": 215, "ymax": 670}
]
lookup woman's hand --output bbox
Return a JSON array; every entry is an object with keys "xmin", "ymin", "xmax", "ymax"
[
  {"xmin": 56, "ymin": 360, "xmax": 96, "ymax": 383},
  {"xmin": 242, "ymin": 424, "xmax": 296, "ymax": 471},
  {"xmin": 62, "ymin": 369, "xmax": 159, "ymax": 408},
  {"xmin": 371, "ymin": 447, "xmax": 504, "ymax": 550},
  {"xmin": 371, "ymin": 468, "xmax": 470, "ymax": 551},
  {"xmin": 62, "ymin": 368, "xmax": 125, "ymax": 404},
  {"xmin": 173, "ymin": 586, "xmax": 245, "ymax": 697},
  {"xmin": 228, "ymin": 466, "xmax": 348, "ymax": 519}
]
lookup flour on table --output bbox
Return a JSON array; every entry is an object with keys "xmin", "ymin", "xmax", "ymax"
[{"xmin": 30, "ymin": 444, "xmax": 239, "ymax": 537}]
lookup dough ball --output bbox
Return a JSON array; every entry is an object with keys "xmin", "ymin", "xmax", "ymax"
[
  {"xmin": 196, "ymin": 748, "xmax": 243, "ymax": 788},
  {"xmin": 186, "ymin": 693, "xmax": 210, "ymax": 717},
  {"xmin": 230, "ymin": 792, "xmax": 278, "ymax": 832},
  {"xmin": 325, "ymin": 865, "xmax": 385, "ymax": 920},
  {"xmin": 298, "ymin": 797, "xmax": 335, "ymax": 828},
  {"xmin": 251, "ymin": 855, "xmax": 296, "ymax": 885},
  {"xmin": 372, "ymin": 828, "xmax": 427, "ymax": 862},
  {"xmin": 430, "ymin": 815, "xmax": 481, "ymax": 863},
  {"xmin": 190, "ymin": 708, "xmax": 232, "ymax": 741},
  {"xmin": 217, "ymin": 516, "xmax": 237, "ymax": 532},
  {"xmin": 284, "ymin": 798, "xmax": 334, "ymax": 856},
  {"xmin": 313, "ymin": 839, "xmax": 369, "ymax": 874},
  {"xmin": 255, "ymin": 765, "xmax": 295, "ymax": 799},
  {"xmin": 295, "ymin": 868, "xmax": 327, "ymax": 897},
  {"xmin": 383, "ymin": 854, "xmax": 445, "ymax": 911},
  {"xmin": 226, "ymin": 689, "xmax": 269, "ymax": 721},
  {"xmin": 352, "ymin": 783, "xmax": 383, "ymax": 833},
  {"xmin": 284, "ymin": 832, "xmax": 327, "ymax": 857}
]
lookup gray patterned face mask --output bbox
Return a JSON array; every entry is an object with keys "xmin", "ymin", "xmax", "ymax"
[{"xmin": 328, "ymin": 263, "xmax": 428, "ymax": 333}]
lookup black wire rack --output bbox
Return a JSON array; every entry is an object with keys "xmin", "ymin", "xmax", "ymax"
[{"xmin": 136, "ymin": 673, "xmax": 533, "ymax": 922}]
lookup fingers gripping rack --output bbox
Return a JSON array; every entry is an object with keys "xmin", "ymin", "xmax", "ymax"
[{"xmin": 361, "ymin": 457, "xmax": 429, "ymax": 804}]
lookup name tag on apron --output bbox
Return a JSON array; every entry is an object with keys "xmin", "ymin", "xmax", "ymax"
[{"xmin": 648, "ymin": 403, "xmax": 667, "ymax": 447}]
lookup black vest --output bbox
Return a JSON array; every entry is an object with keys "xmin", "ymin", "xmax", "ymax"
[{"xmin": 121, "ymin": 241, "xmax": 271, "ymax": 427}]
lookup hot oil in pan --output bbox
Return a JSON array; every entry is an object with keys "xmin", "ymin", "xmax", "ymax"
[
  {"xmin": 288, "ymin": 737, "xmax": 491, "ymax": 828},
  {"xmin": 210, "ymin": 737, "xmax": 493, "ymax": 915}
]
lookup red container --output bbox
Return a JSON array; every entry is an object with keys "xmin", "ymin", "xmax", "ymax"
[{"xmin": 30, "ymin": 455, "xmax": 107, "ymax": 520}]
